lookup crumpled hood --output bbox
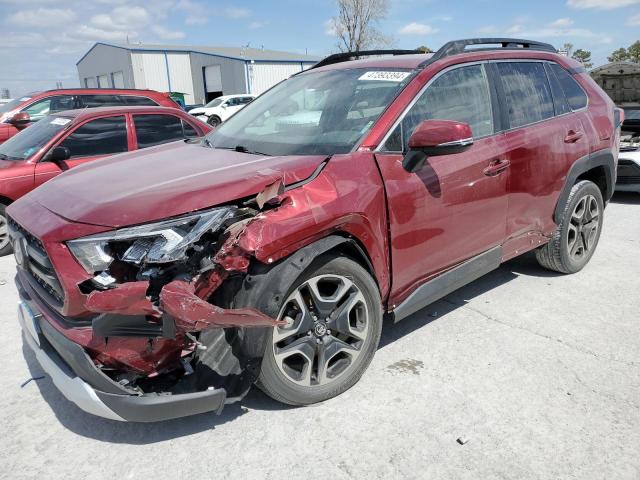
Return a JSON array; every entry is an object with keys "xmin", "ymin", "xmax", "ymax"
[{"xmin": 28, "ymin": 140, "xmax": 325, "ymax": 228}]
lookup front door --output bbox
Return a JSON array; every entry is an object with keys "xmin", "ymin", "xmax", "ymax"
[
  {"xmin": 34, "ymin": 115, "xmax": 130, "ymax": 188},
  {"xmin": 375, "ymin": 63, "xmax": 510, "ymax": 304}
]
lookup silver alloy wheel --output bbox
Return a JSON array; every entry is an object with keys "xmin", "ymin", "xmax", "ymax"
[
  {"xmin": 567, "ymin": 194, "xmax": 600, "ymax": 261},
  {"xmin": 0, "ymin": 214, "xmax": 8, "ymax": 251},
  {"xmin": 273, "ymin": 274, "xmax": 369, "ymax": 387}
]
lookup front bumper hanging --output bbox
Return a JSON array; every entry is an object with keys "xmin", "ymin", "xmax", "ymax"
[{"xmin": 17, "ymin": 285, "xmax": 234, "ymax": 422}]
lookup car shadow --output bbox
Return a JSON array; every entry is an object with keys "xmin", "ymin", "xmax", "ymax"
[
  {"xmin": 610, "ymin": 192, "xmax": 640, "ymax": 205},
  {"xmin": 21, "ymin": 251, "xmax": 551, "ymax": 443}
]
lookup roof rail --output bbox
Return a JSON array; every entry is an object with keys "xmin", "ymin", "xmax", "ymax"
[
  {"xmin": 419, "ymin": 38, "xmax": 557, "ymax": 68},
  {"xmin": 311, "ymin": 49, "xmax": 421, "ymax": 70}
]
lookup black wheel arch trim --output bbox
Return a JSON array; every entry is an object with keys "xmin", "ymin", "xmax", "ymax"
[{"xmin": 554, "ymin": 148, "xmax": 616, "ymax": 224}]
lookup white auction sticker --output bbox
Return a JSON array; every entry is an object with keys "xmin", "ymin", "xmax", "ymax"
[
  {"xmin": 358, "ymin": 71, "xmax": 410, "ymax": 82},
  {"xmin": 50, "ymin": 117, "xmax": 71, "ymax": 126}
]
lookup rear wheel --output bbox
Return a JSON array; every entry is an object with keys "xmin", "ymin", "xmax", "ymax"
[
  {"xmin": 0, "ymin": 204, "xmax": 12, "ymax": 257},
  {"xmin": 536, "ymin": 180, "xmax": 603, "ymax": 273},
  {"xmin": 238, "ymin": 254, "xmax": 383, "ymax": 406}
]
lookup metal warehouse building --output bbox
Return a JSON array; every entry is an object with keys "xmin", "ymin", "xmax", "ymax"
[{"xmin": 76, "ymin": 43, "xmax": 320, "ymax": 105}]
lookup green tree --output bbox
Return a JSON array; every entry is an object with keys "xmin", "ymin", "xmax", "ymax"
[
  {"xmin": 608, "ymin": 47, "xmax": 630, "ymax": 62},
  {"xmin": 562, "ymin": 42, "xmax": 574, "ymax": 56},
  {"xmin": 572, "ymin": 48, "xmax": 593, "ymax": 69},
  {"xmin": 416, "ymin": 45, "xmax": 433, "ymax": 53},
  {"xmin": 628, "ymin": 40, "xmax": 640, "ymax": 63}
]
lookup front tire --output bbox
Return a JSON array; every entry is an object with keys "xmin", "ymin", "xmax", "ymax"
[
  {"xmin": 536, "ymin": 180, "xmax": 604, "ymax": 273},
  {"xmin": 236, "ymin": 254, "xmax": 383, "ymax": 406},
  {"xmin": 207, "ymin": 115, "xmax": 221, "ymax": 127},
  {"xmin": 0, "ymin": 204, "xmax": 12, "ymax": 257}
]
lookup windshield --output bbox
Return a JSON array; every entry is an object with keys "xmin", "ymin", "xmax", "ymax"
[
  {"xmin": 0, "ymin": 97, "xmax": 29, "ymax": 115},
  {"xmin": 205, "ymin": 68, "xmax": 412, "ymax": 156},
  {"xmin": 0, "ymin": 116, "xmax": 71, "ymax": 161},
  {"xmin": 205, "ymin": 98, "xmax": 224, "ymax": 108},
  {"xmin": 624, "ymin": 108, "xmax": 640, "ymax": 121}
]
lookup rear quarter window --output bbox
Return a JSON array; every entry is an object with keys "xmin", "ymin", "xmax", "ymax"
[{"xmin": 549, "ymin": 63, "xmax": 588, "ymax": 111}]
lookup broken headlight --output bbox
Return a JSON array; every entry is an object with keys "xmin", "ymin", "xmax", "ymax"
[{"xmin": 68, "ymin": 207, "xmax": 236, "ymax": 273}]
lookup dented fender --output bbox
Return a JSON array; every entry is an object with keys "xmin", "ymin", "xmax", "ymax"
[{"xmin": 159, "ymin": 280, "xmax": 283, "ymax": 330}]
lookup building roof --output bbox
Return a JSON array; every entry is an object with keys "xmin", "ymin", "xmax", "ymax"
[
  {"xmin": 590, "ymin": 62, "xmax": 640, "ymax": 76},
  {"xmin": 77, "ymin": 42, "xmax": 321, "ymax": 65}
]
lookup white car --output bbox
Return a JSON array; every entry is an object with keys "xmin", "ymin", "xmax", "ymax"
[
  {"xmin": 617, "ymin": 141, "xmax": 640, "ymax": 194},
  {"xmin": 189, "ymin": 94, "xmax": 256, "ymax": 127}
]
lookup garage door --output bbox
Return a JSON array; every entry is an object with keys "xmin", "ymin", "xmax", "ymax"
[
  {"xmin": 205, "ymin": 65, "xmax": 222, "ymax": 93},
  {"xmin": 249, "ymin": 63, "xmax": 304, "ymax": 95}
]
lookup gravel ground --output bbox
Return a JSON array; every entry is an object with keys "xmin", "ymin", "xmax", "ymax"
[{"xmin": 1, "ymin": 193, "xmax": 639, "ymax": 480}]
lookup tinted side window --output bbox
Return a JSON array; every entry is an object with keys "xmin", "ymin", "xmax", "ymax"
[
  {"xmin": 123, "ymin": 96, "xmax": 158, "ymax": 106},
  {"xmin": 182, "ymin": 120, "xmax": 198, "ymax": 137},
  {"xmin": 382, "ymin": 64, "xmax": 494, "ymax": 151},
  {"xmin": 134, "ymin": 114, "xmax": 185, "ymax": 148},
  {"xmin": 60, "ymin": 116, "xmax": 128, "ymax": 158},
  {"xmin": 544, "ymin": 63, "xmax": 571, "ymax": 116},
  {"xmin": 497, "ymin": 62, "xmax": 554, "ymax": 129},
  {"xmin": 80, "ymin": 95, "xmax": 123, "ymax": 108},
  {"xmin": 549, "ymin": 64, "xmax": 588, "ymax": 111}
]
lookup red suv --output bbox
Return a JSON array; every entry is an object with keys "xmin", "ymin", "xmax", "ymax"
[
  {"xmin": 8, "ymin": 39, "xmax": 619, "ymax": 422},
  {"xmin": 0, "ymin": 88, "xmax": 180, "ymax": 144},
  {"xmin": 0, "ymin": 106, "xmax": 210, "ymax": 257}
]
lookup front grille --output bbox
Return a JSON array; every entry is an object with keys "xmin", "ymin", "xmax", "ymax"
[{"xmin": 8, "ymin": 217, "xmax": 65, "ymax": 307}]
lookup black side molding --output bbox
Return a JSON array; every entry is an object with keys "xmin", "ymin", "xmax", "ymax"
[
  {"xmin": 554, "ymin": 148, "xmax": 616, "ymax": 223},
  {"xmin": 392, "ymin": 246, "xmax": 503, "ymax": 322}
]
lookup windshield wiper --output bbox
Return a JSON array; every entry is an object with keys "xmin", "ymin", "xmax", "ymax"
[
  {"xmin": 202, "ymin": 137, "xmax": 213, "ymax": 148},
  {"xmin": 232, "ymin": 145, "xmax": 271, "ymax": 156}
]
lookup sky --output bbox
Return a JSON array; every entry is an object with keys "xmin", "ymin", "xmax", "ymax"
[{"xmin": 1, "ymin": 0, "xmax": 639, "ymax": 97}]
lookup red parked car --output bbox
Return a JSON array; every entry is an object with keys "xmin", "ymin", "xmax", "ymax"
[
  {"xmin": 0, "ymin": 106, "xmax": 210, "ymax": 255},
  {"xmin": 8, "ymin": 38, "xmax": 620, "ymax": 422},
  {"xmin": 0, "ymin": 88, "xmax": 180, "ymax": 144}
]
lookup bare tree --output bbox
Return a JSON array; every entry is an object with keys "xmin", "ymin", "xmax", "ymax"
[{"xmin": 329, "ymin": 0, "xmax": 391, "ymax": 52}]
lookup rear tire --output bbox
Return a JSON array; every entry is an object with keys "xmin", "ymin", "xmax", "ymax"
[
  {"xmin": 235, "ymin": 253, "xmax": 383, "ymax": 406},
  {"xmin": 536, "ymin": 180, "xmax": 603, "ymax": 274},
  {"xmin": 0, "ymin": 204, "xmax": 12, "ymax": 257}
]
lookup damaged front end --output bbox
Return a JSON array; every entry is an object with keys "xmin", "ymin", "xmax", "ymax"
[{"xmin": 60, "ymin": 203, "xmax": 285, "ymax": 420}]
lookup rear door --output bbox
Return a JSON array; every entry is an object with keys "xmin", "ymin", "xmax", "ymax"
[
  {"xmin": 34, "ymin": 115, "xmax": 130, "ymax": 188},
  {"xmin": 375, "ymin": 63, "xmax": 510, "ymax": 303},
  {"xmin": 491, "ymin": 61, "xmax": 590, "ymax": 259}
]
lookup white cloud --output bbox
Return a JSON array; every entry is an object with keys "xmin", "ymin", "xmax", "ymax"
[
  {"xmin": 176, "ymin": 0, "xmax": 209, "ymax": 25},
  {"xmin": 225, "ymin": 7, "xmax": 251, "ymax": 18},
  {"xmin": 627, "ymin": 13, "xmax": 640, "ymax": 25},
  {"xmin": 398, "ymin": 22, "xmax": 438, "ymax": 35},
  {"xmin": 550, "ymin": 18, "xmax": 574, "ymax": 27},
  {"xmin": 8, "ymin": 8, "xmax": 76, "ymax": 27},
  {"xmin": 151, "ymin": 25, "xmax": 186, "ymax": 39},
  {"xmin": 567, "ymin": 0, "xmax": 640, "ymax": 8},
  {"xmin": 72, "ymin": 25, "xmax": 134, "ymax": 41},
  {"xmin": 248, "ymin": 21, "xmax": 268, "ymax": 29}
]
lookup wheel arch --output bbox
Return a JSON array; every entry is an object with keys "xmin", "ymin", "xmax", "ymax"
[{"xmin": 554, "ymin": 148, "xmax": 615, "ymax": 223}]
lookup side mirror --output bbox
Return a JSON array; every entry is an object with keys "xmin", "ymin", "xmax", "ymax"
[
  {"xmin": 47, "ymin": 146, "xmax": 71, "ymax": 169},
  {"xmin": 221, "ymin": 103, "xmax": 228, "ymax": 109},
  {"xmin": 402, "ymin": 120, "xmax": 474, "ymax": 173},
  {"xmin": 9, "ymin": 112, "xmax": 31, "ymax": 129}
]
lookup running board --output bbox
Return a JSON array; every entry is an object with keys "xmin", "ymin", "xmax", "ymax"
[{"xmin": 392, "ymin": 246, "xmax": 503, "ymax": 322}]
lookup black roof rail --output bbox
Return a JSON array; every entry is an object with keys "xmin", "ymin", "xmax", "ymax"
[
  {"xmin": 311, "ymin": 49, "xmax": 421, "ymax": 70},
  {"xmin": 418, "ymin": 38, "xmax": 556, "ymax": 68}
]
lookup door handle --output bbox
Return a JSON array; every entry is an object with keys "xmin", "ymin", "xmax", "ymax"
[
  {"xmin": 483, "ymin": 159, "xmax": 511, "ymax": 176},
  {"xmin": 564, "ymin": 130, "xmax": 584, "ymax": 143}
]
